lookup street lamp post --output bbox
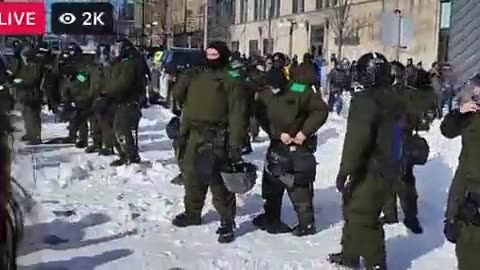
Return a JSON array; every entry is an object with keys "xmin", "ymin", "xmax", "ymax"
[
  {"xmin": 288, "ymin": 19, "xmax": 297, "ymax": 57},
  {"xmin": 146, "ymin": 23, "xmax": 151, "ymax": 47},
  {"xmin": 151, "ymin": 21, "xmax": 158, "ymax": 47}
]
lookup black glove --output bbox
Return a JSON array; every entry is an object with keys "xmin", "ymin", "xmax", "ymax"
[
  {"xmin": 139, "ymin": 95, "xmax": 148, "ymax": 108},
  {"xmin": 228, "ymin": 146, "xmax": 243, "ymax": 164},
  {"xmin": 444, "ymin": 219, "xmax": 460, "ymax": 243}
]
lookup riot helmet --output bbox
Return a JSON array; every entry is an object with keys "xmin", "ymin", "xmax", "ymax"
[
  {"xmin": 20, "ymin": 42, "xmax": 35, "ymax": 63},
  {"xmin": 272, "ymin": 52, "xmax": 286, "ymax": 68},
  {"xmin": 96, "ymin": 43, "xmax": 111, "ymax": 65},
  {"xmin": 66, "ymin": 42, "xmax": 82, "ymax": 57},
  {"xmin": 265, "ymin": 146, "xmax": 295, "ymax": 188},
  {"xmin": 356, "ymin": 52, "xmax": 391, "ymax": 89},
  {"xmin": 35, "ymin": 42, "xmax": 52, "ymax": 64},
  {"xmin": 413, "ymin": 68, "xmax": 431, "ymax": 89},
  {"xmin": 220, "ymin": 162, "xmax": 257, "ymax": 194},
  {"xmin": 390, "ymin": 61, "xmax": 405, "ymax": 86},
  {"xmin": 112, "ymin": 38, "xmax": 135, "ymax": 59}
]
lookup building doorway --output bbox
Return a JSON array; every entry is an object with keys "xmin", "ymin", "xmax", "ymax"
[
  {"xmin": 310, "ymin": 24, "xmax": 325, "ymax": 58},
  {"xmin": 438, "ymin": 0, "xmax": 451, "ymax": 63}
]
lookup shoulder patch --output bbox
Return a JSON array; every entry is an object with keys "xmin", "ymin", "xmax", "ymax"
[
  {"xmin": 290, "ymin": 82, "xmax": 307, "ymax": 93},
  {"xmin": 228, "ymin": 70, "xmax": 241, "ymax": 78}
]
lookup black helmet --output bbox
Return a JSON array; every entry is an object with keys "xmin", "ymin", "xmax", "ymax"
[
  {"xmin": 265, "ymin": 146, "xmax": 295, "ymax": 187},
  {"xmin": 220, "ymin": 162, "xmax": 257, "ymax": 194},
  {"xmin": 391, "ymin": 60, "xmax": 405, "ymax": 86},
  {"xmin": 96, "ymin": 43, "xmax": 111, "ymax": 64},
  {"xmin": 66, "ymin": 42, "xmax": 82, "ymax": 56},
  {"xmin": 20, "ymin": 42, "xmax": 35, "ymax": 60},
  {"xmin": 412, "ymin": 68, "xmax": 431, "ymax": 89},
  {"xmin": 113, "ymin": 38, "xmax": 135, "ymax": 59},
  {"xmin": 272, "ymin": 52, "xmax": 286, "ymax": 68},
  {"xmin": 356, "ymin": 52, "xmax": 391, "ymax": 88}
]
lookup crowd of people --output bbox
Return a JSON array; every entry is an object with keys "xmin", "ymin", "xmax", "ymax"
[{"xmin": 0, "ymin": 37, "xmax": 478, "ymax": 270}]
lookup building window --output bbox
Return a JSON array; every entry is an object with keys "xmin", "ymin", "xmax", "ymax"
[
  {"xmin": 240, "ymin": 0, "xmax": 248, "ymax": 23},
  {"xmin": 440, "ymin": 0, "xmax": 451, "ymax": 29},
  {"xmin": 325, "ymin": 0, "xmax": 330, "ymax": 8},
  {"xmin": 249, "ymin": 39, "xmax": 259, "ymax": 56},
  {"xmin": 263, "ymin": 38, "xmax": 273, "ymax": 55},
  {"xmin": 332, "ymin": 0, "xmax": 338, "ymax": 6},
  {"xmin": 231, "ymin": 41, "xmax": 240, "ymax": 51},
  {"xmin": 254, "ymin": 0, "xmax": 259, "ymax": 20},
  {"xmin": 230, "ymin": 0, "xmax": 236, "ymax": 24},
  {"xmin": 261, "ymin": 0, "xmax": 267, "ymax": 20},
  {"xmin": 316, "ymin": 0, "xmax": 323, "ymax": 10},
  {"xmin": 292, "ymin": 0, "xmax": 304, "ymax": 13}
]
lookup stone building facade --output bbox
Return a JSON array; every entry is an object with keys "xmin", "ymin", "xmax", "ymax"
[{"xmin": 230, "ymin": 0, "xmax": 442, "ymax": 66}]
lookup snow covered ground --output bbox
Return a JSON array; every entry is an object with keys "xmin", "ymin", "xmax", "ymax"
[{"xmin": 13, "ymin": 105, "xmax": 461, "ymax": 270}]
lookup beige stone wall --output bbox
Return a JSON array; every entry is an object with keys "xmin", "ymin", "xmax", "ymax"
[{"xmin": 231, "ymin": 0, "xmax": 440, "ymax": 66}]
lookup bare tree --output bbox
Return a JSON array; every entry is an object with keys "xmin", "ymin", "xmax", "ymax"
[{"xmin": 329, "ymin": 0, "xmax": 352, "ymax": 59}]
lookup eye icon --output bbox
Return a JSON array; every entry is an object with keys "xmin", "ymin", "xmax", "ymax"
[{"xmin": 58, "ymin": 13, "xmax": 76, "ymax": 24}]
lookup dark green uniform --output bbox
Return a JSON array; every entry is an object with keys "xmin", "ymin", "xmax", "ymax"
[
  {"xmin": 338, "ymin": 87, "xmax": 407, "ymax": 268},
  {"xmin": 104, "ymin": 57, "xmax": 143, "ymax": 164},
  {"xmin": 441, "ymin": 110, "xmax": 480, "ymax": 270},
  {"xmin": 172, "ymin": 67, "xmax": 247, "ymax": 223},
  {"xmin": 61, "ymin": 62, "xmax": 94, "ymax": 146},
  {"xmin": 254, "ymin": 82, "xmax": 328, "ymax": 233},
  {"xmin": 383, "ymin": 86, "xmax": 437, "ymax": 228},
  {"xmin": 13, "ymin": 59, "xmax": 44, "ymax": 143}
]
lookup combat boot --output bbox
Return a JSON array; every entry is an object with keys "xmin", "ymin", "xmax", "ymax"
[
  {"xmin": 217, "ymin": 220, "xmax": 235, "ymax": 244},
  {"xmin": 128, "ymin": 156, "xmax": 141, "ymax": 165},
  {"xmin": 292, "ymin": 223, "xmax": 316, "ymax": 237},
  {"xmin": 404, "ymin": 216, "xmax": 423, "ymax": 234},
  {"xmin": 20, "ymin": 135, "xmax": 28, "ymax": 142},
  {"xmin": 85, "ymin": 144, "xmax": 101, "ymax": 153},
  {"xmin": 110, "ymin": 158, "xmax": 127, "ymax": 167},
  {"xmin": 75, "ymin": 141, "xmax": 87, "ymax": 148},
  {"xmin": 170, "ymin": 173, "xmax": 184, "ymax": 185},
  {"xmin": 380, "ymin": 215, "xmax": 398, "ymax": 225},
  {"xmin": 172, "ymin": 212, "xmax": 202, "ymax": 228},
  {"xmin": 98, "ymin": 148, "xmax": 114, "ymax": 156},
  {"xmin": 328, "ymin": 252, "xmax": 360, "ymax": 269},
  {"xmin": 252, "ymin": 213, "xmax": 291, "ymax": 234}
]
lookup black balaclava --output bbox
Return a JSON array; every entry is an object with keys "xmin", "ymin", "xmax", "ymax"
[
  {"xmin": 206, "ymin": 41, "xmax": 230, "ymax": 69},
  {"xmin": 265, "ymin": 67, "xmax": 288, "ymax": 94}
]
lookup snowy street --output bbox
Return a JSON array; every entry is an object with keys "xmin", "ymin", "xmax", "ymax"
[{"xmin": 14, "ymin": 105, "xmax": 460, "ymax": 270}]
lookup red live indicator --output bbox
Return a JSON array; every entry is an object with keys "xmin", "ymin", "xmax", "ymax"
[{"xmin": 0, "ymin": 2, "xmax": 45, "ymax": 35}]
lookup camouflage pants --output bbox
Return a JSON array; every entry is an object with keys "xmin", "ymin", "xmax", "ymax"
[
  {"xmin": 22, "ymin": 105, "xmax": 41, "ymax": 141},
  {"xmin": 383, "ymin": 166, "xmax": 418, "ymax": 220},
  {"xmin": 68, "ymin": 110, "xmax": 88, "ymax": 143},
  {"xmin": 182, "ymin": 130, "xmax": 236, "ymax": 221},
  {"xmin": 456, "ymin": 223, "xmax": 480, "ymax": 270},
  {"xmin": 341, "ymin": 173, "xmax": 389, "ymax": 268}
]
